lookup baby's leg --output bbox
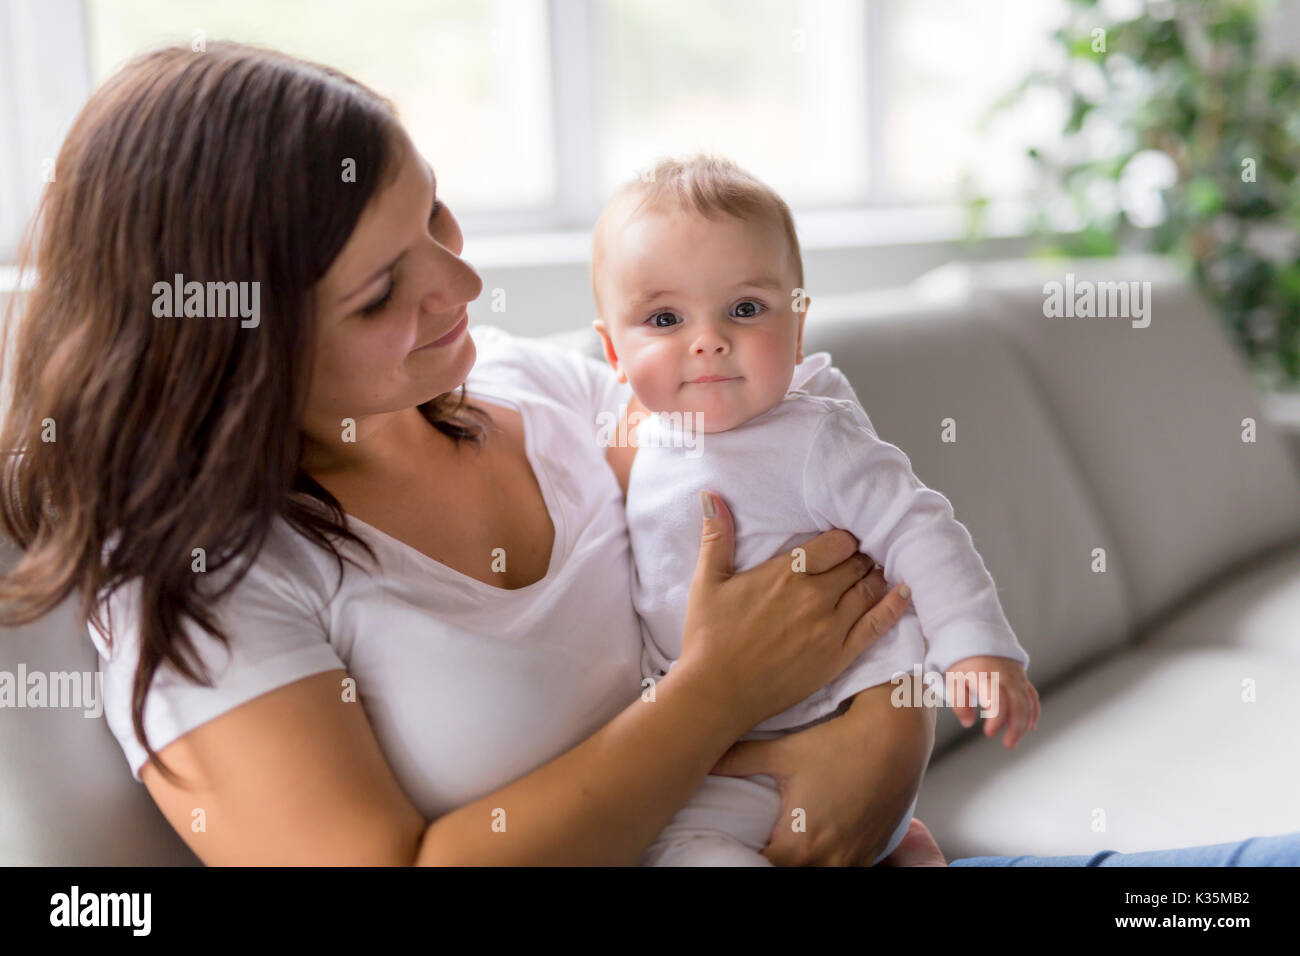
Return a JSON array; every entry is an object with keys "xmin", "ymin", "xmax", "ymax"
[{"xmin": 639, "ymin": 774, "xmax": 782, "ymax": 867}]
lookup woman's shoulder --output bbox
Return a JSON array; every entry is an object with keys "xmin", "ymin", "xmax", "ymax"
[
  {"xmin": 88, "ymin": 516, "xmax": 351, "ymax": 780},
  {"xmin": 89, "ymin": 515, "xmax": 344, "ymax": 664}
]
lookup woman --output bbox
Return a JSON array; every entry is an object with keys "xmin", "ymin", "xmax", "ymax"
[{"xmin": 0, "ymin": 41, "xmax": 928, "ymax": 866}]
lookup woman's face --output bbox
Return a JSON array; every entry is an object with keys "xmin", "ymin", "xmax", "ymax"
[{"xmin": 305, "ymin": 132, "xmax": 483, "ymax": 439}]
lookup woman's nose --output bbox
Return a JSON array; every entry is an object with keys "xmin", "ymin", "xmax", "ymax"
[{"xmin": 421, "ymin": 252, "xmax": 483, "ymax": 313}]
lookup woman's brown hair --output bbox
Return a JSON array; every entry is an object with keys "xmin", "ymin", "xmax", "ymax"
[{"xmin": 0, "ymin": 41, "xmax": 489, "ymax": 784}]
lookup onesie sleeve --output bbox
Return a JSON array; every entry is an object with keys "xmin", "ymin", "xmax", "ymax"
[
  {"xmin": 89, "ymin": 532, "xmax": 346, "ymax": 782},
  {"xmin": 789, "ymin": 352, "xmax": 863, "ymax": 407},
  {"xmin": 801, "ymin": 402, "xmax": 1029, "ymax": 677}
]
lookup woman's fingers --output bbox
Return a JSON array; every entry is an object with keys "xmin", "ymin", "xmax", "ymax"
[
  {"xmin": 693, "ymin": 489, "xmax": 737, "ymax": 582},
  {"xmin": 840, "ymin": 580, "xmax": 911, "ymax": 660},
  {"xmin": 784, "ymin": 528, "xmax": 862, "ymax": 575},
  {"xmin": 854, "ymin": 562, "xmax": 889, "ymax": 603},
  {"xmin": 812, "ymin": 550, "xmax": 877, "ymax": 607}
]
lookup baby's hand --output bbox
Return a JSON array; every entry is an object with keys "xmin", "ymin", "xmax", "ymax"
[{"xmin": 944, "ymin": 655, "xmax": 1040, "ymax": 750}]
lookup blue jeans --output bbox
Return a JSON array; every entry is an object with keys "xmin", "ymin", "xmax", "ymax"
[{"xmin": 949, "ymin": 831, "xmax": 1300, "ymax": 866}]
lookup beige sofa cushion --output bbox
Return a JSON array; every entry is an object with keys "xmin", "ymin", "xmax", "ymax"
[
  {"xmin": 940, "ymin": 257, "xmax": 1300, "ymax": 633},
  {"xmin": 917, "ymin": 635, "xmax": 1300, "ymax": 860},
  {"xmin": 1142, "ymin": 539, "xmax": 1300, "ymax": 662}
]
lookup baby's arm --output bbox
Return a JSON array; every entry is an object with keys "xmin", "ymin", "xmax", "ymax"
[
  {"xmin": 802, "ymin": 401, "xmax": 1038, "ymax": 745},
  {"xmin": 803, "ymin": 401, "xmax": 1028, "ymax": 674}
]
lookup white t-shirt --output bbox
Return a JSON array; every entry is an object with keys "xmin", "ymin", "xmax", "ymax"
[
  {"xmin": 628, "ymin": 353, "xmax": 1028, "ymax": 733},
  {"xmin": 88, "ymin": 324, "xmax": 646, "ymax": 819}
]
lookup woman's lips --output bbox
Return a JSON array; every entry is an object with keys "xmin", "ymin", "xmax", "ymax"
[{"xmin": 416, "ymin": 310, "xmax": 468, "ymax": 350}]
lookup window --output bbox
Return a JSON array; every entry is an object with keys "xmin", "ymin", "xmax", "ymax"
[
  {"xmin": 594, "ymin": 0, "xmax": 868, "ymax": 208},
  {"xmin": 2, "ymin": 0, "xmax": 1068, "ymax": 261},
  {"xmin": 86, "ymin": 0, "xmax": 556, "ymax": 214}
]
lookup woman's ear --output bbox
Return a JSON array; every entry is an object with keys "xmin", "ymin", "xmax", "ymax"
[{"xmin": 592, "ymin": 319, "xmax": 627, "ymax": 383}]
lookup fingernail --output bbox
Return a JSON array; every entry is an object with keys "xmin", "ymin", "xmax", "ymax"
[
  {"xmin": 699, "ymin": 489, "xmax": 715, "ymax": 519},
  {"xmin": 898, "ymin": 583, "xmax": 911, "ymax": 600}
]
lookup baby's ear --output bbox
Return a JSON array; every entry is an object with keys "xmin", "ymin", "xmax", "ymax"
[
  {"xmin": 794, "ymin": 300, "xmax": 810, "ymax": 365},
  {"xmin": 591, "ymin": 319, "xmax": 626, "ymax": 382}
]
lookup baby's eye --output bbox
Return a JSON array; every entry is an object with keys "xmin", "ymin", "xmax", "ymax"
[
  {"xmin": 647, "ymin": 311, "xmax": 681, "ymax": 329},
  {"xmin": 731, "ymin": 300, "xmax": 764, "ymax": 319}
]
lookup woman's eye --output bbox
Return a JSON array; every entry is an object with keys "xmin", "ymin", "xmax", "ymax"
[
  {"xmin": 647, "ymin": 311, "xmax": 681, "ymax": 329},
  {"xmin": 355, "ymin": 202, "xmax": 443, "ymax": 318},
  {"xmin": 731, "ymin": 300, "xmax": 763, "ymax": 319},
  {"xmin": 359, "ymin": 281, "xmax": 395, "ymax": 316}
]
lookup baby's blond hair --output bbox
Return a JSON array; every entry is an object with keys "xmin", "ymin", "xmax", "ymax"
[{"xmin": 591, "ymin": 153, "xmax": 804, "ymax": 317}]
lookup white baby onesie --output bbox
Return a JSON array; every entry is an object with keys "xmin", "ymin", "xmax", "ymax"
[{"xmin": 626, "ymin": 353, "xmax": 1029, "ymax": 865}]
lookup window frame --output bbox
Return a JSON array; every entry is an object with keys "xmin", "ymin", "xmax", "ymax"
[
  {"xmin": 1, "ymin": 0, "xmax": 1046, "ymax": 268},
  {"xmin": 0, "ymin": 0, "xmax": 94, "ymax": 262}
]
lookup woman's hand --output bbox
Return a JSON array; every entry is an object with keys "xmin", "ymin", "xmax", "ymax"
[
  {"xmin": 675, "ymin": 490, "xmax": 913, "ymax": 734},
  {"xmin": 710, "ymin": 680, "xmax": 936, "ymax": 866}
]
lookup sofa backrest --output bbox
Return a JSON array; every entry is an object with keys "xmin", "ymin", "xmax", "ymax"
[
  {"xmin": 801, "ymin": 282, "xmax": 1136, "ymax": 751},
  {"xmin": 948, "ymin": 257, "xmax": 1300, "ymax": 635},
  {"xmin": 0, "ymin": 540, "xmax": 200, "ymax": 864}
]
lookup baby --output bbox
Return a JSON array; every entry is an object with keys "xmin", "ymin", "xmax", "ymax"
[{"xmin": 590, "ymin": 155, "xmax": 1038, "ymax": 867}]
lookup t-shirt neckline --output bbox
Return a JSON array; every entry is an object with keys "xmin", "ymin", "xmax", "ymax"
[{"xmin": 343, "ymin": 383, "xmax": 568, "ymax": 597}]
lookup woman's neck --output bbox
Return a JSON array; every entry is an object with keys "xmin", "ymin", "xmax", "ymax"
[{"xmin": 300, "ymin": 405, "xmax": 453, "ymax": 481}]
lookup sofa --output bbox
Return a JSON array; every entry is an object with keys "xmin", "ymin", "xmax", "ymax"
[{"xmin": 3, "ymin": 254, "xmax": 1298, "ymax": 864}]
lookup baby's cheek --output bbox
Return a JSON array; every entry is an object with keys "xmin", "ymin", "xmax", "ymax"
[{"xmin": 626, "ymin": 351, "xmax": 678, "ymax": 410}]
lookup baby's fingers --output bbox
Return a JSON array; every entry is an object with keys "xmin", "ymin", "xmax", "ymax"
[
  {"xmin": 981, "ymin": 681, "xmax": 1009, "ymax": 740},
  {"xmin": 1000, "ymin": 692, "xmax": 1033, "ymax": 749},
  {"xmin": 948, "ymin": 669, "xmax": 980, "ymax": 728},
  {"xmin": 951, "ymin": 703, "xmax": 978, "ymax": 728}
]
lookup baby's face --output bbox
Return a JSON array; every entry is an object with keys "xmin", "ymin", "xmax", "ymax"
[{"xmin": 592, "ymin": 200, "xmax": 805, "ymax": 434}]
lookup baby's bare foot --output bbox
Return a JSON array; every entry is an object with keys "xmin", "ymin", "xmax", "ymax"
[{"xmin": 880, "ymin": 818, "xmax": 948, "ymax": 866}]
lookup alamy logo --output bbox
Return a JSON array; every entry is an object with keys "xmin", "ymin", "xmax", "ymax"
[
  {"xmin": 0, "ymin": 666, "xmax": 103, "ymax": 718},
  {"xmin": 595, "ymin": 406, "xmax": 704, "ymax": 457},
  {"xmin": 1042, "ymin": 272, "xmax": 1152, "ymax": 328},
  {"xmin": 50, "ymin": 886, "xmax": 151, "ymax": 936},
  {"xmin": 152, "ymin": 273, "xmax": 260, "ymax": 327}
]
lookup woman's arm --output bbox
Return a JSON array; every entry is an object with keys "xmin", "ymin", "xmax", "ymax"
[
  {"xmin": 143, "ymin": 495, "xmax": 912, "ymax": 865},
  {"xmin": 142, "ymin": 656, "xmax": 757, "ymax": 866},
  {"xmin": 709, "ymin": 677, "xmax": 935, "ymax": 867},
  {"xmin": 794, "ymin": 680, "xmax": 936, "ymax": 866}
]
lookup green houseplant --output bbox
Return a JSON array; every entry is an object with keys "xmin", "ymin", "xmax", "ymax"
[{"xmin": 969, "ymin": 0, "xmax": 1300, "ymax": 388}]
